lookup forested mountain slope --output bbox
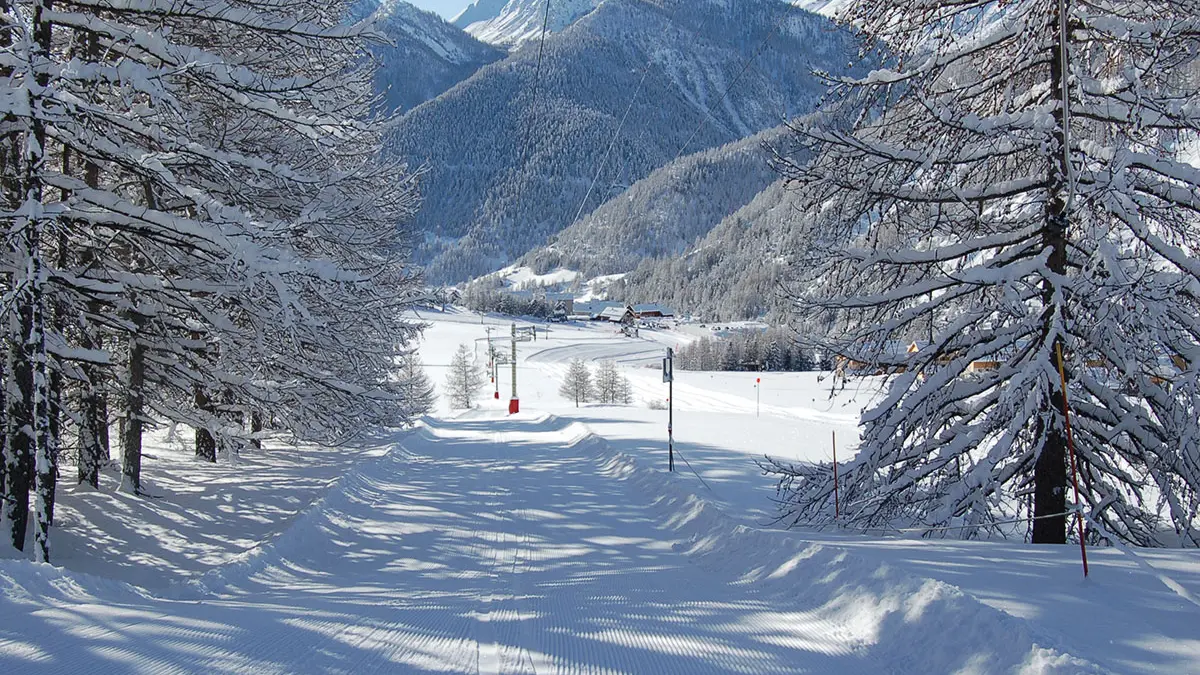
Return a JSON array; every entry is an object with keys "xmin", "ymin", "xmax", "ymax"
[
  {"xmin": 517, "ymin": 126, "xmax": 790, "ymax": 280},
  {"xmin": 389, "ymin": 0, "xmax": 859, "ymax": 283},
  {"xmin": 610, "ymin": 177, "xmax": 809, "ymax": 321},
  {"xmin": 364, "ymin": 0, "xmax": 505, "ymax": 114}
]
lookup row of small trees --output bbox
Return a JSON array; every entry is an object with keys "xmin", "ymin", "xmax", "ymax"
[
  {"xmin": 0, "ymin": 1, "xmax": 426, "ymax": 562},
  {"xmin": 460, "ymin": 281, "xmax": 565, "ymax": 319},
  {"xmin": 560, "ymin": 360, "xmax": 633, "ymax": 407},
  {"xmin": 675, "ymin": 328, "xmax": 819, "ymax": 372}
]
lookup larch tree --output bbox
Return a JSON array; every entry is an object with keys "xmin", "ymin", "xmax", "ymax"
[
  {"xmin": 445, "ymin": 344, "xmax": 485, "ymax": 410},
  {"xmin": 594, "ymin": 360, "xmax": 631, "ymax": 404},
  {"xmin": 766, "ymin": 0, "xmax": 1200, "ymax": 546},
  {"xmin": 559, "ymin": 359, "xmax": 594, "ymax": 408},
  {"xmin": 0, "ymin": 0, "xmax": 426, "ymax": 561}
]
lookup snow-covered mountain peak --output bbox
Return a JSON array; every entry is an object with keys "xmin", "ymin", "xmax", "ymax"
[
  {"xmin": 451, "ymin": 0, "xmax": 509, "ymax": 27},
  {"xmin": 790, "ymin": 0, "xmax": 854, "ymax": 19},
  {"xmin": 460, "ymin": 0, "xmax": 604, "ymax": 48}
]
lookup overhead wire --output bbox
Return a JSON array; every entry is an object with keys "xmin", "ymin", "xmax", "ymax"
[
  {"xmin": 513, "ymin": 0, "xmax": 555, "ymax": 192},
  {"xmin": 569, "ymin": 65, "xmax": 654, "ymax": 226}
]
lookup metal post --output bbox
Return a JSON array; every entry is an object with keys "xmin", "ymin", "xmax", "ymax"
[
  {"xmin": 666, "ymin": 348, "xmax": 674, "ymax": 472},
  {"xmin": 756, "ymin": 376, "xmax": 760, "ymax": 418}
]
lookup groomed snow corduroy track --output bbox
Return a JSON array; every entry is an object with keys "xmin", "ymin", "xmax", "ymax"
[{"xmin": 1, "ymin": 411, "xmax": 883, "ymax": 674}]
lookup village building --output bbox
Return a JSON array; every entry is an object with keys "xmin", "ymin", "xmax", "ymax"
[
  {"xmin": 598, "ymin": 305, "xmax": 637, "ymax": 325},
  {"xmin": 633, "ymin": 303, "xmax": 674, "ymax": 319}
]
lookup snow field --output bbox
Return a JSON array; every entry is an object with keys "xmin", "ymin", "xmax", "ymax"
[
  {"xmin": 38, "ymin": 426, "xmax": 391, "ymax": 588},
  {"xmin": 419, "ymin": 309, "xmax": 1200, "ymax": 674},
  {"xmin": 3, "ymin": 307, "xmax": 1198, "ymax": 673},
  {"xmin": 4, "ymin": 411, "xmax": 880, "ymax": 673}
]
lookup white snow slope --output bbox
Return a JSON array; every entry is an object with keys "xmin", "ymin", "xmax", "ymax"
[
  {"xmin": 461, "ymin": 0, "xmax": 602, "ymax": 47},
  {"xmin": 2, "ymin": 308, "xmax": 1198, "ymax": 673}
]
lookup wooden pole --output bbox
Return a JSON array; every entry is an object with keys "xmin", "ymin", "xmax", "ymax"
[{"xmin": 1055, "ymin": 342, "xmax": 1089, "ymax": 578}]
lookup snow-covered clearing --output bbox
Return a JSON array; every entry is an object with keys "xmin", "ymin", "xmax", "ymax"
[{"xmin": 2, "ymin": 307, "xmax": 1198, "ymax": 673}]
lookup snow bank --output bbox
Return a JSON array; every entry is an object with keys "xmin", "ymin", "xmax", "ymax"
[
  {"xmin": 567, "ymin": 425, "xmax": 1102, "ymax": 675},
  {"xmin": 0, "ymin": 558, "xmax": 155, "ymax": 607},
  {"xmin": 160, "ymin": 428, "xmax": 420, "ymax": 600}
]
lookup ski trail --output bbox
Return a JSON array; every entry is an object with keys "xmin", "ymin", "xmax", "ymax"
[{"xmin": 2, "ymin": 412, "xmax": 881, "ymax": 674}]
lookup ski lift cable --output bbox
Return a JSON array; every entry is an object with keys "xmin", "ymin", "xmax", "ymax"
[
  {"xmin": 513, "ymin": 0, "xmax": 555, "ymax": 187},
  {"xmin": 570, "ymin": 65, "xmax": 654, "ymax": 227}
]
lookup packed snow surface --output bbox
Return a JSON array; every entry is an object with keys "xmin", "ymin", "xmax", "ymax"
[{"xmin": 2, "ymin": 309, "xmax": 1198, "ymax": 673}]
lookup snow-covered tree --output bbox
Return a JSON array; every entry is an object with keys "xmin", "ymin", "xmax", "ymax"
[
  {"xmin": 0, "ymin": 0, "xmax": 424, "ymax": 560},
  {"xmin": 445, "ymin": 345, "xmax": 485, "ymax": 410},
  {"xmin": 397, "ymin": 353, "xmax": 435, "ymax": 423},
  {"xmin": 767, "ymin": 0, "xmax": 1200, "ymax": 546},
  {"xmin": 594, "ymin": 360, "xmax": 632, "ymax": 404},
  {"xmin": 559, "ymin": 359, "xmax": 594, "ymax": 407}
]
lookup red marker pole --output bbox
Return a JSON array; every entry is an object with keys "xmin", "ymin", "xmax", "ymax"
[
  {"xmin": 1056, "ymin": 343, "xmax": 1089, "ymax": 578},
  {"xmin": 756, "ymin": 376, "xmax": 760, "ymax": 417},
  {"xmin": 509, "ymin": 322, "xmax": 520, "ymax": 414},
  {"xmin": 832, "ymin": 430, "xmax": 840, "ymax": 522}
]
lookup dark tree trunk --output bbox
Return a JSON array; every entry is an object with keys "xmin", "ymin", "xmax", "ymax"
[
  {"xmin": 194, "ymin": 386, "xmax": 216, "ymax": 463},
  {"xmin": 122, "ymin": 319, "xmax": 146, "ymax": 495},
  {"xmin": 249, "ymin": 411, "xmax": 263, "ymax": 450},
  {"xmin": 78, "ymin": 320, "xmax": 107, "ymax": 488},
  {"xmin": 1033, "ymin": 7, "xmax": 1071, "ymax": 545},
  {"xmin": 77, "ymin": 72, "xmax": 108, "ymax": 485},
  {"xmin": 5, "ymin": 305, "xmax": 36, "ymax": 552},
  {"xmin": 1033, "ymin": 421, "xmax": 1069, "ymax": 544}
]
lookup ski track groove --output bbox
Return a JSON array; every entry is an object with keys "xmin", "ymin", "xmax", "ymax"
[{"xmin": 2, "ymin": 413, "xmax": 878, "ymax": 674}]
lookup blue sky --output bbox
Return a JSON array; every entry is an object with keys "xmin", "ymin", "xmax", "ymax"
[{"xmin": 408, "ymin": 0, "xmax": 470, "ymax": 19}]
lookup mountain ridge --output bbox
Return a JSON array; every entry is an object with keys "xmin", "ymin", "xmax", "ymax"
[
  {"xmin": 388, "ymin": 0, "xmax": 860, "ymax": 283},
  {"xmin": 366, "ymin": 0, "xmax": 505, "ymax": 114}
]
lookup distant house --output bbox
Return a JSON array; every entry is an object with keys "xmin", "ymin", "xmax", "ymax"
[
  {"xmin": 546, "ymin": 292, "xmax": 574, "ymax": 316},
  {"xmin": 633, "ymin": 303, "xmax": 674, "ymax": 319},
  {"xmin": 572, "ymin": 300, "xmax": 622, "ymax": 320},
  {"xmin": 599, "ymin": 305, "xmax": 637, "ymax": 325}
]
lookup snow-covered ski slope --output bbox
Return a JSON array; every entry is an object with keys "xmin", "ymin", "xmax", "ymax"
[
  {"xmin": 1, "ymin": 411, "xmax": 1091, "ymax": 673},
  {"xmin": 2, "ymin": 308, "xmax": 1198, "ymax": 673}
]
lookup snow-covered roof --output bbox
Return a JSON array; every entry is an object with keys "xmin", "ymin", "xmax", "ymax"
[
  {"xmin": 574, "ymin": 300, "xmax": 621, "ymax": 316},
  {"xmin": 633, "ymin": 303, "xmax": 673, "ymax": 316},
  {"xmin": 599, "ymin": 306, "xmax": 634, "ymax": 321}
]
